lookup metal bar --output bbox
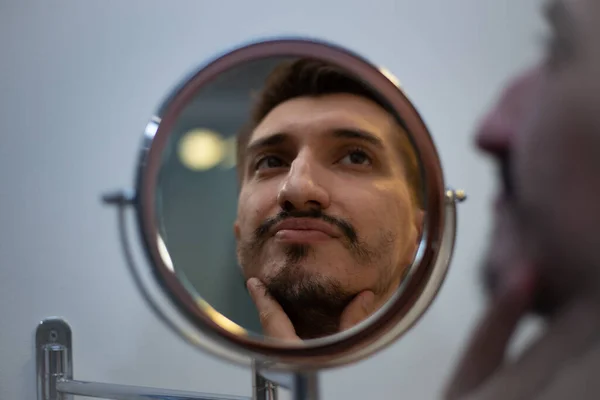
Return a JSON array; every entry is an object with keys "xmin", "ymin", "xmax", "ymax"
[
  {"xmin": 252, "ymin": 369, "xmax": 277, "ymax": 400},
  {"xmin": 56, "ymin": 379, "xmax": 250, "ymax": 400},
  {"xmin": 291, "ymin": 373, "xmax": 319, "ymax": 400},
  {"xmin": 37, "ymin": 318, "xmax": 73, "ymax": 400}
]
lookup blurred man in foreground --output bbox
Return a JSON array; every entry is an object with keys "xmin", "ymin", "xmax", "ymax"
[{"xmin": 445, "ymin": 0, "xmax": 600, "ymax": 398}]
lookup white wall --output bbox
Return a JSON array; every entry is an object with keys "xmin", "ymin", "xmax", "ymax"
[{"xmin": 0, "ymin": 1, "xmax": 544, "ymax": 399}]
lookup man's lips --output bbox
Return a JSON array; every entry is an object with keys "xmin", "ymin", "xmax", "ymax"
[
  {"xmin": 494, "ymin": 193, "xmax": 507, "ymax": 211},
  {"xmin": 494, "ymin": 191, "xmax": 512, "ymax": 212},
  {"xmin": 272, "ymin": 218, "xmax": 341, "ymax": 241}
]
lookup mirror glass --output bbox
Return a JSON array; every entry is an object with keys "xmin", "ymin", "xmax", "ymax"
[{"xmin": 153, "ymin": 56, "xmax": 427, "ymax": 342}]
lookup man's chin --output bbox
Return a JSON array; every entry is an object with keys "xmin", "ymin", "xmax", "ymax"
[{"xmin": 262, "ymin": 263, "xmax": 357, "ymax": 339}]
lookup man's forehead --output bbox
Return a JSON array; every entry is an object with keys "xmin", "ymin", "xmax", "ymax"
[{"xmin": 249, "ymin": 94, "xmax": 397, "ymax": 146}]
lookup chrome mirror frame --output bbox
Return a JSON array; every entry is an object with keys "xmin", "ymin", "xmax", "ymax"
[{"xmin": 104, "ymin": 37, "xmax": 466, "ymax": 373}]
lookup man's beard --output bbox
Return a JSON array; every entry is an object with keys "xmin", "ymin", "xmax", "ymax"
[
  {"xmin": 482, "ymin": 155, "xmax": 564, "ymax": 316},
  {"xmin": 238, "ymin": 208, "xmax": 397, "ymax": 339},
  {"xmin": 481, "ymin": 221, "xmax": 568, "ymax": 318},
  {"xmin": 265, "ymin": 257, "xmax": 356, "ymax": 339}
]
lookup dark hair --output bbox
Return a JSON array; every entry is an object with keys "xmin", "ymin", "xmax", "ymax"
[{"xmin": 236, "ymin": 58, "xmax": 423, "ymax": 207}]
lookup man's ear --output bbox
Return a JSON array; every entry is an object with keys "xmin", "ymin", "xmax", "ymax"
[{"xmin": 234, "ymin": 220, "xmax": 241, "ymax": 241}]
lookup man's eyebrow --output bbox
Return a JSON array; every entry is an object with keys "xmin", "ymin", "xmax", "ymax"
[
  {"xmin": 244, "ymin": 128, "xmax": 384, "ymax": 155},
  {"xmin": 245, "ymin": 132, "xmax": 290, "ymax": 155},
  {"xmin": 544, "ymin": 0, "xmax": 573, "ymax": 32},
  {"xmin": 330, "ymin": 128, "xmax": 384, "ymax": 149}
]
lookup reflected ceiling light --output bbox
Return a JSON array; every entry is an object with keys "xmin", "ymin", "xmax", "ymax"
[
  {"xmin": 178, "ymin": 129, "xmax": 225, "ymax": 171},
  {"xmin": 379, "ymin": 67, "xmax": 402, "ymax": 88}
]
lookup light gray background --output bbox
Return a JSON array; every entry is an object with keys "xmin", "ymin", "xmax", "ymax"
[{"xmin": 0, "ymin": 1, "xmax": 544, "ymax": 399}]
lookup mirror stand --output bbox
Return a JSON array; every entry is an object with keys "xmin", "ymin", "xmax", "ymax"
[
  {"xmin": 98, "ymin": 192, "xmax": 323, "ymax": 400},
  {"xmin": 35, "ymin": 317, "xmax": 314, "ymax": 400}
]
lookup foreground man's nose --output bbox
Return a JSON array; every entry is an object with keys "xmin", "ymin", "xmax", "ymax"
[{"xmin": 475, "ymin": 66, "xmax": 541, "ymax": 156}]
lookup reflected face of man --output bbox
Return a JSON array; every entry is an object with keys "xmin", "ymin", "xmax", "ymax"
[
  {"xmin": 234, "ymin": 93, "xmax": 421, "ymax": 338},
  {"xmin": 477, "ymin": 0, "xmax": 600, "ymax": 313}
]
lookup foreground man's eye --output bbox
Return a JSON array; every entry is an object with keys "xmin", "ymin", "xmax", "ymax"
[
  {"xmin": 339, "ymin": 149, "xmax": 372, "ymax": 166},
  {"xmin": 542, "ymin": 1, "xmax": 576, "ymax": 71},
  {"xmin": 255, "ymin": 155, "xmax": 286, "ymax": 170},
  {"xmin": 543, "ymin": 32, "xmax": 575, "ymax": 70}
]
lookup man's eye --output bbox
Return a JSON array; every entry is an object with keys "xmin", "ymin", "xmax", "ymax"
[
  {"xmin": 543, "ymin": 33, "xmax": 574, "ymax": 70},
  {"xmin": 255, "ymin": 155, "xmax": 285, "ymax": 170},
  {"xmin": 339, "ymin": 149, "xmax": 372, "ymax": 166}
]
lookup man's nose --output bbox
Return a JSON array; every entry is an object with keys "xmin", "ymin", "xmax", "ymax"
[
  {"xmin": 475, "ymin": 105, "xmax": 514, "ymax": 157},
  {"xmin": 475, "ymin": 66, "xmax": 541, "ymax": 156},
  {"xmin": 277, "ymin": 154, "xmax": 330, "ymax": 212}
]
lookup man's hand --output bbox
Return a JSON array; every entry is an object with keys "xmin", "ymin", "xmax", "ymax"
[
  {"xmin": 444, "ymin": 268, "xmax": 534, "ymax": 399},
  {"xmin": 246, "ymin": 278, "xmax": 300, "ymax": 341},
  {"xmin": 246, "ymin": 277, "xmax": 376, "ymax": 341},
  {"xmin": 444, "ymin": 266, "xmax": 600, "ymax": 400}
]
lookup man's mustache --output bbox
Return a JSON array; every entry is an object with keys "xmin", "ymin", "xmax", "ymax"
[
  {"xmin": 254, "ymin": 208, "xmax": 358, "ymax": 243},
  {"xmin": 499, "ymin": 151, "xmax": 513, "ymax": 197}
]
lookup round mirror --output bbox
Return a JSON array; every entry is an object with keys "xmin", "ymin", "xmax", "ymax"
[{"xmin": 127, "ymin": 38, "xmax": 462, "ymax": 371}]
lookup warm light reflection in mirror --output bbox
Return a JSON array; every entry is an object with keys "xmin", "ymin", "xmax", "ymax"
[
  {"xmin": 156, "ymin": 233, "xmax": 247, "ymax": 335},
  {"xmin": 196, "ymin": 298, "xmax": 247, "ymax": 335}
]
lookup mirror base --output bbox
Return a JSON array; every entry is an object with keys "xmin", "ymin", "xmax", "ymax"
[
  {"xmin": 255, "ymin": 369, "xmax": 319, "ymax": 400},
  {"xmin": 36, "ymin": 317, "xmax": 73, "ymax": 400},
  {"xmin": 35, "ymin": 317, "xmax": 275, "ymax": 400}
]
